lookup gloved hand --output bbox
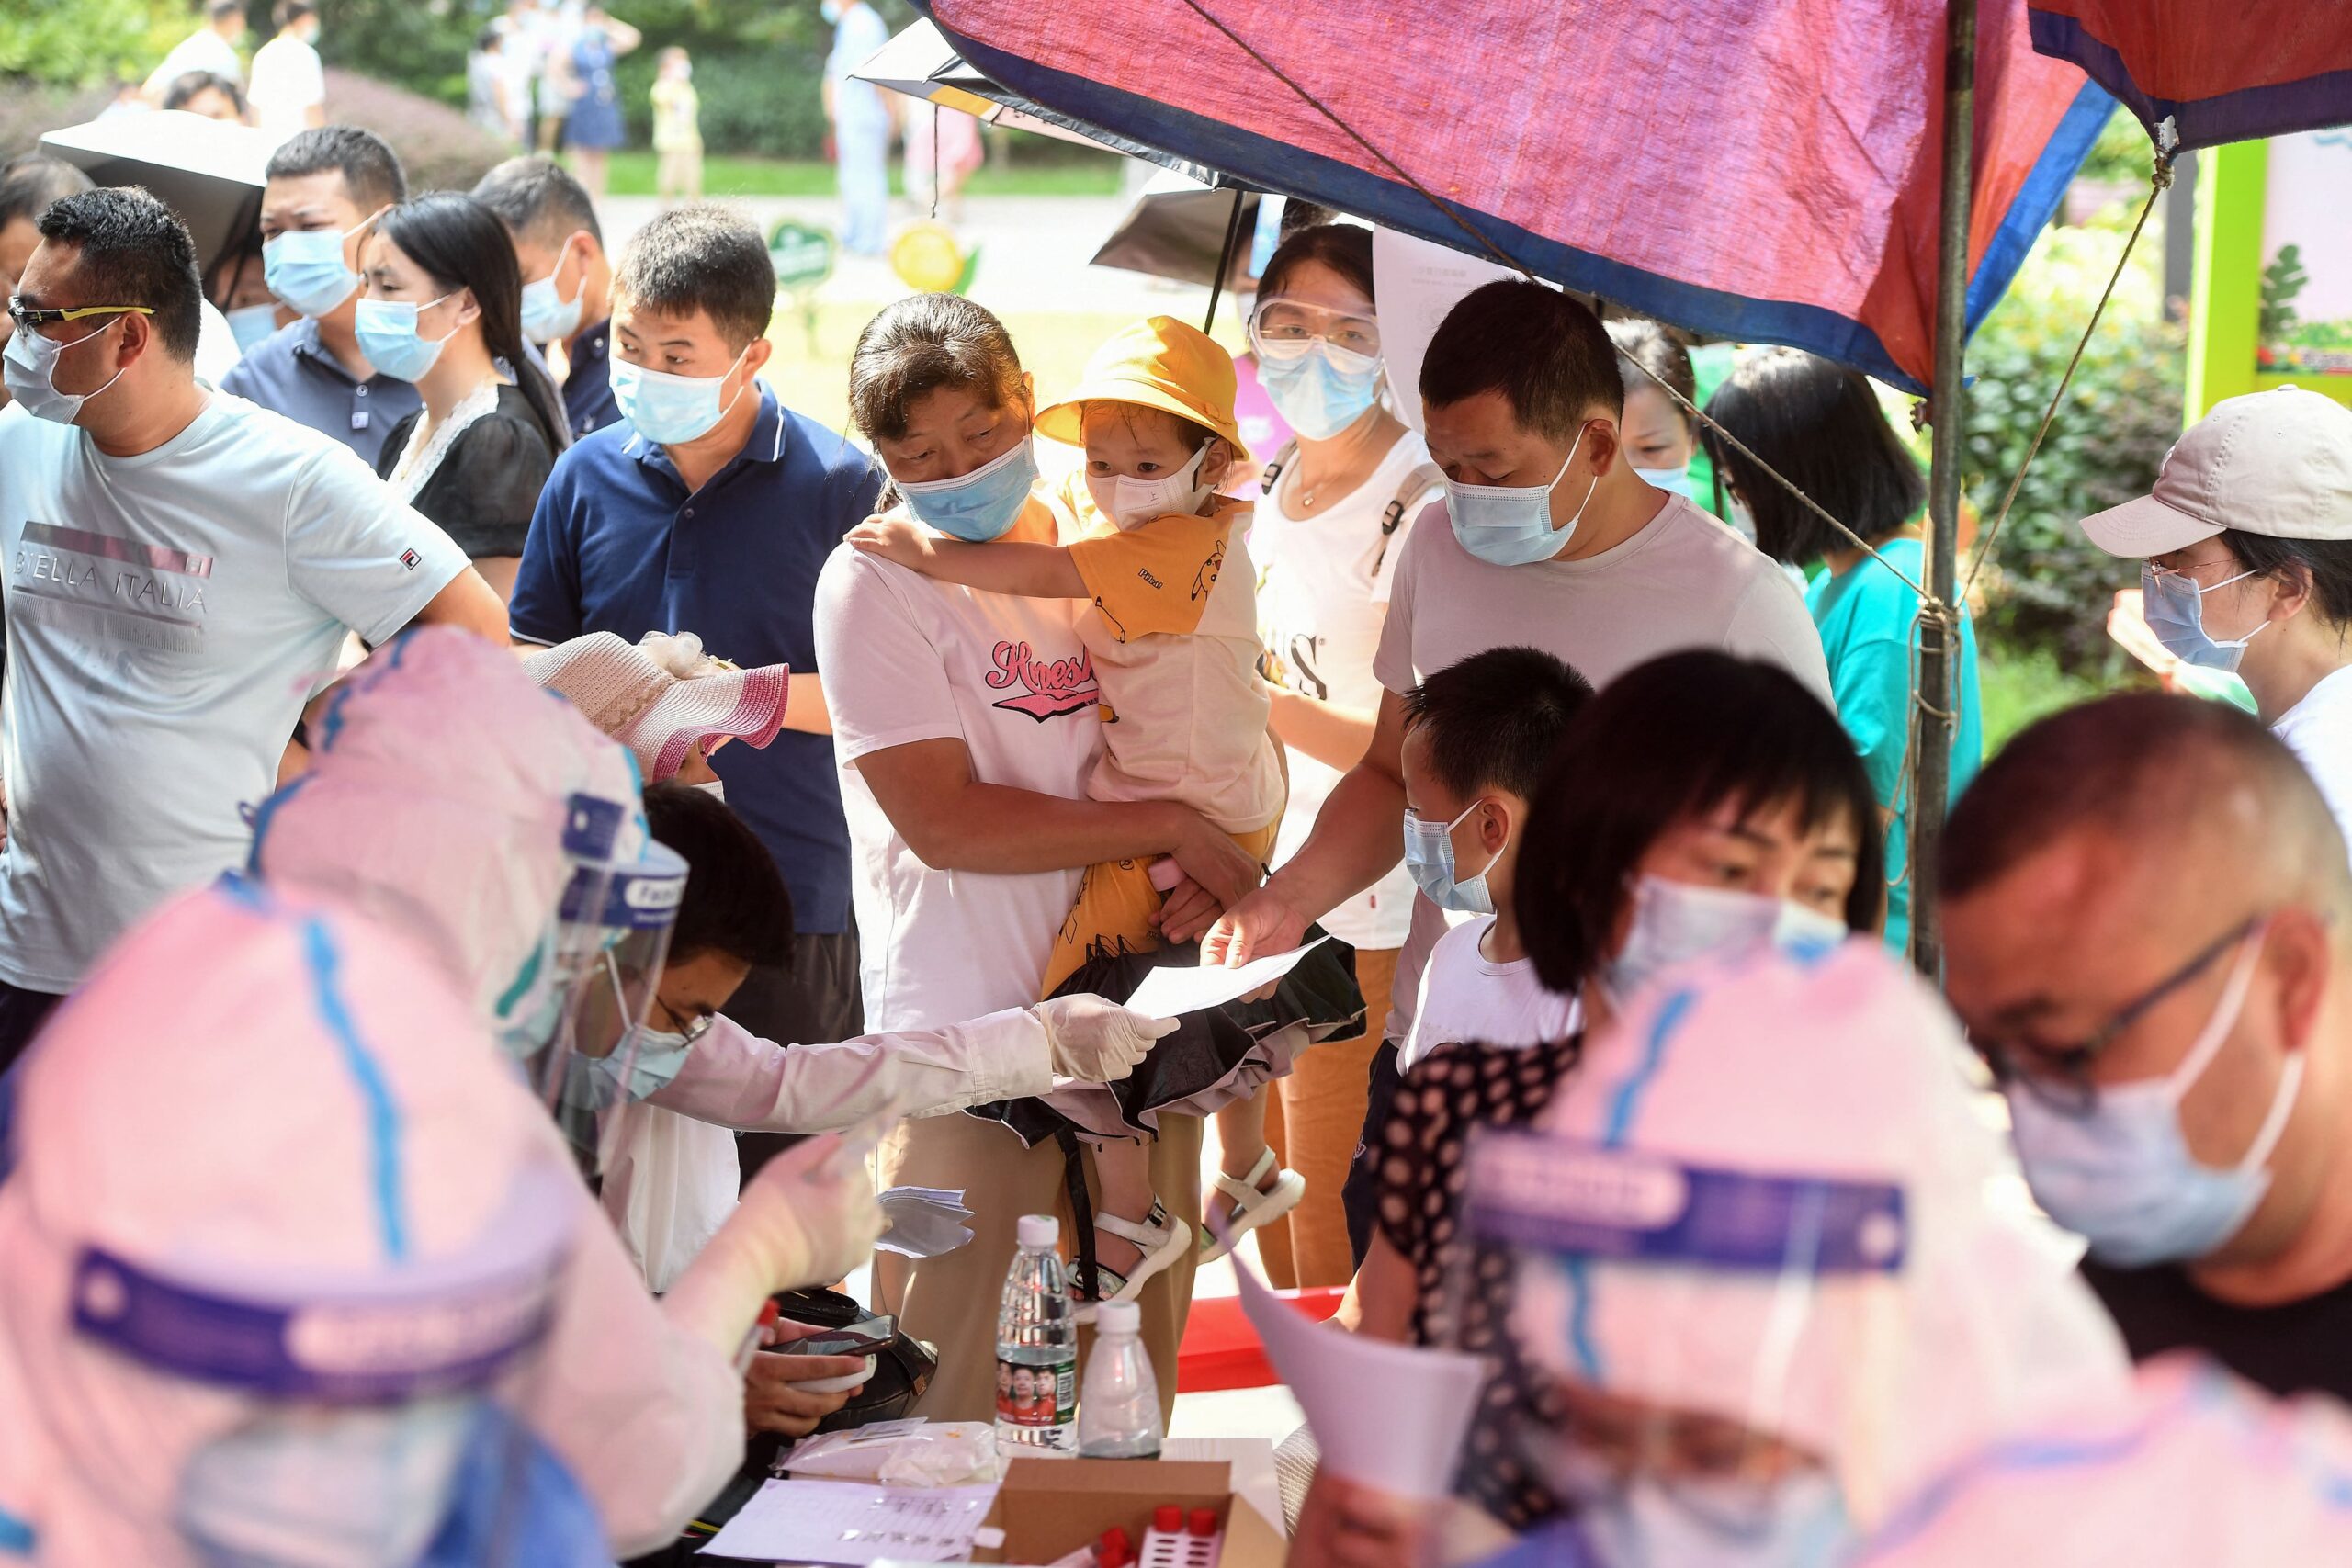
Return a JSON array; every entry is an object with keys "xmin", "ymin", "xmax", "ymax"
[
  {"xmin": 662, "ymin": 1130, "xmax": 886, "ymax": 1359},
  {"xmin": 1033, "ymin": 994, "xmax": 1178, "ymax": 1083}
]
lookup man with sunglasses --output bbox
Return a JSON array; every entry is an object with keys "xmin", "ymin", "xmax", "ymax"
[
  {"xmin": 1940, "ymin": 692, "xmax": 2352, "ymax": 1398},
  {"xmin": 0, "ymin": 186, "xmax": 506, "ymax": 1073}
]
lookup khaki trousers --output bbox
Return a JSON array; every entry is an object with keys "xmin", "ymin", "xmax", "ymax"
[{"xmin": 874, "ymin": 1110, "xmax": 1204, "ymax": 1425}]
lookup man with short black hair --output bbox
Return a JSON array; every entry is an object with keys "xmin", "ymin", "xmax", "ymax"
[
  {"xmin": 0, "ymin": 186, "xmax": 506, "ymax": 1070},
  {"xmin": 1205, "ymin": 278, "xmax": 1829, "ymax": 1260},
  {"xmin": 512, "ymin": 205, "xmax": 882, "ymax": 1099},
  {"xmin": 472, "ymin": 154, "xmax": 619, "ymax": 437},
  {"xmin": 220, "ymin": 125, "xmax": 420, "ymax": 464},
  {"xmin": 1942, "ymin": 693, "xmax": 2352, "ymax": 1403}
]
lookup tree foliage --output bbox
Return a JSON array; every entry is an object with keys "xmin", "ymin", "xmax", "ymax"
[{"xmin": 0, "ymin": 0, "xmax": 185, "ymax": 88}]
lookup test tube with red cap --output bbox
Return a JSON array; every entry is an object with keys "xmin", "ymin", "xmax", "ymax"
[{"xmin": 1140, "ymin": 1502, "xmax": 1220, "ymax": 1567}]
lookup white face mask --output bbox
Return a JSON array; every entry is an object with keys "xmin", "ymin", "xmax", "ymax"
[
  {"xmin": 2, "ymin": 316, "xmax": 127, "ymax": 425},
  {"xmin": 1085, "ymin": 443, "xmax": 1216, "ymax": 531}
]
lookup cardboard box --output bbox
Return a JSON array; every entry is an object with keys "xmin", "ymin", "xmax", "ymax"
[{"xmin": 971, "ymin": 1457, "xmax": 1285, "ymax": 1567}]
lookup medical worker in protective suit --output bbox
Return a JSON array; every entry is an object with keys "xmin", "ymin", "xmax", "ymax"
[
  {"xmin": 1363, "ymin": 940, "xmax": 2137, "ymax": 1568},
  {"xmin": 225, "ymin": 626, "xmax": 887, "ymax": 1553},
  {"xmin": 0, "ymin": 879, "xmax": 872, "ymax": 1565}
]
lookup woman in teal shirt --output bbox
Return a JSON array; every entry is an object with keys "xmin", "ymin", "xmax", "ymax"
[{"xmin": 1702, "ymin": 349, "xmax": 1983, "ymax": 954}]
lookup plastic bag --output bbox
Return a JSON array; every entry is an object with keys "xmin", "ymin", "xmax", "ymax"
[
  {"xmin": 602, "ymin": 1103, "xmax": 741, "ymax": 1293},
  {"xmin": 780, "ymin": 1418, "xmax": 999, "ymax": 1486}
]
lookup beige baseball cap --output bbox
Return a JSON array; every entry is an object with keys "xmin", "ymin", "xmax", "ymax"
[{"xmin": 2079, "ymin": 387, "xmax": 2352, "ymax": 558}]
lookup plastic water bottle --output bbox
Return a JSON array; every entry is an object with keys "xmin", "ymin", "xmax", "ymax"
[
  {"xmin": 1078, "ymin": 1299, "xmax": 1163, "ymax": 1459},
  {"xmin": 996, "ymin": 1213, "xmax": 1079, "ymax": 1456}
]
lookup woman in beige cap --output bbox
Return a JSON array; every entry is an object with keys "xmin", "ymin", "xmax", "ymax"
[{"xmin": 2083, "ymin": 387, "xmax": 2352, "ymax": 857}]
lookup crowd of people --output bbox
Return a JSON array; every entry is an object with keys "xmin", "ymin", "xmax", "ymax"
[{"xmin": 1, "ymin": 94, "xmax": 2350, "ymax": 1567}]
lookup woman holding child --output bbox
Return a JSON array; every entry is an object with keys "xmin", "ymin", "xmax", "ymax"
[{"xmin": 817, "ymin": 295, "xmax": 1271, "ymax": 1422}]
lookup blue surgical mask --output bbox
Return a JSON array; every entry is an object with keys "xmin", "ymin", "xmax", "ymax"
[
  {"xmin": 2005, "ymin": 929, "xmax": 2301, "ymax": 1267},
  {"xmin": 820, "ymin": 0, "xmax": 842, "ymax": 21},
  {"xmin": 2142, "ymin": 561, "xmax": 2270, "ymax": 672},
  {"xmin": 224, "ymin": 302, "xmax": 282, "ymax": 355},
  {"xmin": 2, "ymin": 317, "xmax": 125, "ymax": 425},
  {"xmin": 1446, "ymin": 426, "xmax": 1598, "ymax": 567},
  {"xmin": 263, "ymin": 227, "xmax": 363, "ymax": 319},
  {"xmin": 899, "ymin": 436, "xmax": 1040, "ymax": 543},
  {"xmin": 177, "ymin": 1396, "xmax": 476, "ymax": 1568},
  {"xmin": 519, "ymin": 241, "xmax": 584, "ymax": 344},
  {"xmin": 354, "ymin": 295, "xmax": 461, "ymax": 384},
  {"xmin": 1402, "ymin": 799, "xmax": 1501, "ymax": 915},
  {"xmin": 565, "ymin": 1025, "xmax": 695, "ymax": 1106},
  {"xmin": 1634, "ymin": 464, "xmax": 1692, "ymax": 499},
  {"xmin": 1604, "ymin": 876, "xmax": 1847, "ymax": 1001},
  {"xmin": 1255, "ymin": 337, "xmax": 1381, "ymax": 441},
  {"xmin": 1725, "ymin": 493, "xmax": 1758, "ymax": 544},
  {"xmin": 611, "ymin": 350, "xmax": 746, "ymax": 446},
  {"xmin": 1580, "ymin": 1472, "xmax": 1851, "ymax": 1568}
]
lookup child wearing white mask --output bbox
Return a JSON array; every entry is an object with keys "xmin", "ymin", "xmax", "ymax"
[{"xmin": 848, "ymin": 314, "xmax": 1364, "ymax": 1307}]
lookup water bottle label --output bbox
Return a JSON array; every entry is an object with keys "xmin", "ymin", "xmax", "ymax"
[{"xmin": 995, "ymin": 1356, "xmax": 1076, "ymax": 1427}]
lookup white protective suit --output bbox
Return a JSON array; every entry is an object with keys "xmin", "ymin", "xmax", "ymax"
[
  {"xmin": 241, "ymin": 628, "xmax": 773, "ymax": 1551},
  {"xmin": 1855, "ymin": 1353, "xmax": 2352, "ymax": 1565},
  {"xmin": 0, "ymin": 885, "xmax": 628, "ymax": 1564},
  {"xmin": 1500, "ymin": 939, "xmax": 2137, "ymax": 1543}
]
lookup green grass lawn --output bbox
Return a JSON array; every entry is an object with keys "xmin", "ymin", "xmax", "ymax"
[{"xmin": 602, "ymin": 150, "xmax": 1123, "ymax": 199}]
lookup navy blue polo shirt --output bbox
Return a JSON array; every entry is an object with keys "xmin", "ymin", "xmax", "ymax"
[
  {"xmin": 562, "ymin": 317, "xmax": 622, "ymax": 439},
  {"xmin": 510, "ymin": 388, "xmax": 882, "ymax": 933},
  {"xmin": 218, "ymin": 317, "xmax": 421, "ymax": 468}
]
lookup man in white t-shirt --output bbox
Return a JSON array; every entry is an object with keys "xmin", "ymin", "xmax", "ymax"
[
  {"xmin": 0, "ymin": 186, "xmax": 505, "ymax": 1070},
  {"xmin": 247, "ymin": 1, "xmax": 327, "ymax": 143},
  {"xmin": 1202, "ymin": 279, "xmax": 1830, "ymax": 1256},
  {"xmin": 141, "ymin": 0, "xmax": 248, "ymax": 101},
  {"xmin": 1394, "ymin": 646, "xmax": 1592, "ymax": 1075}
]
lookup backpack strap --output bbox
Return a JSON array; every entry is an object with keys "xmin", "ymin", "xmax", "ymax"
[
  {"xmin": 1257, "ymin": 438, "xmax": 1301, "ymax": 498},
  {"xmin": 1374, "ymin": 461, "xmax": 1445, "ymax": 579}
]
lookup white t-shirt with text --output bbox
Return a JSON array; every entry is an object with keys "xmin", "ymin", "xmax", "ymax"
[
  {"xmin": 1400, "ymin": 915, "xmax": 1583, "ymax": 1072},
  {"xmin": 1256, "ymin": 429, "xmax": 1430, "ymax": 951},
  {"xmin": 2275, "ymin": 665, "xmax": 2352, "ymax": 865},
  {"xmin": 0, "ymin": 393, "xmax": 469, "ymax": 989},
  {"xmin": 1372, "ymin": 492, "xmax": 1833, "ymax": 1046},
  {"xmin": 813, "ymin": 491, "xmax": 1106, "ymax": 1033}
]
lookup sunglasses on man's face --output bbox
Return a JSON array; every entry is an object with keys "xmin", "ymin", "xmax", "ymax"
[{"xmin": 5, "ymin": 299, "xmax": 154, "ymax": 332}]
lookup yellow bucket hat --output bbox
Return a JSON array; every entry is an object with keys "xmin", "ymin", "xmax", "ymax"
[{"xmin": 1035, "ymin": 314, "xmax": 1250, "ymax": 461}]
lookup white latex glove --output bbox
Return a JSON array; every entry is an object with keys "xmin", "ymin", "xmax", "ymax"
[
  {"xmin": 1033, "ymin": 993, "xmax": 1179, "ymax": 1083},
  {"xmin": 662, "ymin": 1130, "xmax": 885, "ymax": 1358}
]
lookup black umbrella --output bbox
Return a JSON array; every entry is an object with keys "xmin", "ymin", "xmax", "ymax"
[{"xmin": 39, "ymin": 112, "xmax": 274, "ymax": 278}]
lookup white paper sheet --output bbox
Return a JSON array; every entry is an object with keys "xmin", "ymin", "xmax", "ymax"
[
  {"xmin": 1371, "ymin": 228, "xmax": 1526, "ymax": 435},
  {"xmin": 1228, "ymin": 1245, "xmax": 1485, "ymax": 1500},
  {"xmin": 698, "ymin": 1478, "xmax": 1000, "ymax": 1563},
  {"xmin": 1124, "ymin": 937, "xmax": 1330, "ymax": 1021}
]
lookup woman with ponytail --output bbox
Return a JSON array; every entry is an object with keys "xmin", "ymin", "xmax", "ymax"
[{"xmin": 357, "ymin": 191, "xmax": 570, "ymax": 600}]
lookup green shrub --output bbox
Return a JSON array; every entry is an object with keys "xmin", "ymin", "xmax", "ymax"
[
  {"xmin": 614, "ymin": 48, "xmax": 829, "ymax": 159},
  {"xmin": 0, "ymin": 0, "xmax": 182, "ymax": 90},
  {"xmin": 324, "ymin": 69, "xmax": 518, "ymax": 193},
  {"xmin": 1962, "ymin": 212, "xmax": 2183, "ymax": 675}
]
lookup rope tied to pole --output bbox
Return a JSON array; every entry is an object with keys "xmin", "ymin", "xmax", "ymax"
[{"xmin": 1958, "ymin": 117, "xmax": 2181, "ymax": 603}]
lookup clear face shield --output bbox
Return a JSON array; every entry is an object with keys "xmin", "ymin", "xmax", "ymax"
[
  {"xmin": 503, "ymin": 793, "xmax": 687, "ymax": 1178},
  {"xmin": 1455, "ymin": 1128, "xmax": 1910, "ymax": 1568},
  {"xmin": 64, "ymin": 1163, "xmax": 588, "ymax": 1566}
]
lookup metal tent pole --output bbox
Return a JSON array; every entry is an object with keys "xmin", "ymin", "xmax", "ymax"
[
  {"xmin": 1912, "ymin": 0, "xmax": 1977, "ymax": 980},
  {"xmin": 1204, "ymin": 186, "xmax": 1248, "ymax": 333}
]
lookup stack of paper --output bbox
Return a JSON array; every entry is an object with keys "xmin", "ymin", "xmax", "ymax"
[
  {"xmin": 877, "ymin": 1186, "xmax": 975, "ymax": 1258},
  {"xmin": 697, "ymin": 1479, "xmax": 1000, "ymax": 1562}
]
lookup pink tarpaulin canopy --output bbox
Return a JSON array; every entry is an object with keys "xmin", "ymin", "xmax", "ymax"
[
  {"xmin": 2029, "ymin": 1, "xmax": 2352, "ymax": 151},
  {"xmin": 918, "ymin": 0, "xmax": 2109, "ymax": 395}
]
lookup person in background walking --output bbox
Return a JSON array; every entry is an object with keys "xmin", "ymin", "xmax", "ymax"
[
  {"xmin": 142, "ymin": 0, "xmax": 246, "ymax": 105},
  {"xmin": 904, "ymin": 104, "xmax": 983, "ymax": 226},
  {"xmin": 468, "ymin": 24, "xmax": 521, "ymax": 144},
  {"xmin": 558, "ymin": 6, "xmax": 639, "ymax": 201},
  {"xmin": 650, "ymin": 47, "xmax": 704, "ymax": 205},
  {"xmin": 822, "ymin": 0, "xmax": 894, "ymax": 256},
  {"xmin": 248, "ymin": 1, "xmax": 327, "ymax": 144}
]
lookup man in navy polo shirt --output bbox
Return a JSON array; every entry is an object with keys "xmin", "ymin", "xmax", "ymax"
[
  {"xmin": 472, "ymin": 155, "xmax": 622, "ymax": 440},
  {"xmin": 512, "ymin": 204, "xmax": 880, "ymax": 1063},
  {"xmin": 220, "ymin": 127, "xmax": 421, "ymax": 466}
]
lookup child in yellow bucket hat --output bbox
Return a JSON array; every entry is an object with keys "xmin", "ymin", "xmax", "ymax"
[{"xmin": 850, "ymin": 315, "xmax": 1364, "ymax": 1307}]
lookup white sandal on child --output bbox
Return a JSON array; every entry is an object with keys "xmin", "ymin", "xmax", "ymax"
[
  {"xmin": 1196, "ymin": 1148, "xmax": 1306, "ymax": 1263},
  {"xmin": 1076, "ymin": 1199, "xmax": 1189, "ymax": 1321}
]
